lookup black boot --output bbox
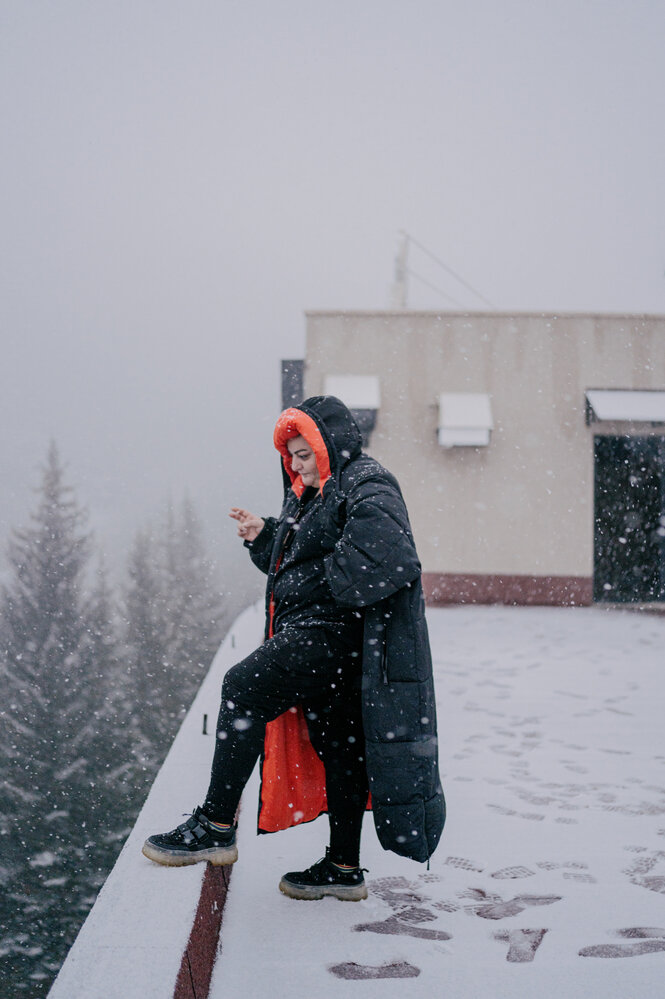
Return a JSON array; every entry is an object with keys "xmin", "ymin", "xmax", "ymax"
[
  {"xmin": 142, "ymin": 808, "xmax": 238, "ymax": 867},
  {"xmin": 279, "ymin": 848, "xmax": 367, "ymax": 901}
]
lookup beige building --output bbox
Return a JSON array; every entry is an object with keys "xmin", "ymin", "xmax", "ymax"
[{"xmin": 302, "ymin": 311, "xmax": 665, "ymax": 605}]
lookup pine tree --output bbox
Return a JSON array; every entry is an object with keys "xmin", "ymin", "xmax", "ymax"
[
  {"xmin": 0, "ymin": 444, "xmax": 118, "ymax": 997},
  {"xmin": 122, "ymin": 498, "xmax": 225, "ymax": 766},
  {"xmin": 1, "ymin": 442, "xmax": 91, "ymax": 823},
  {"xmin": 0, "ymin": 455, "xmax": 226, "ymax": 998},
  {"xmin": 80, "ymin": 561, "xmax": 139, "ymax": 835},
  {"xmin": 167, "ymin": 496, "xmax": 225, "ymax": 698},
  {"xmin": 122, "ymin": 528, "xmax": 172, "ymax": 761}
]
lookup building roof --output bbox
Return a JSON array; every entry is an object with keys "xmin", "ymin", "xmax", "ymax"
[{"xmin": 51, "ymin": 603, "xmax": 665, "ymax": 999}]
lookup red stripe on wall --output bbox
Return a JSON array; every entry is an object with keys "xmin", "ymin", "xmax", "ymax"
[
  {"xmin": 173, "ymin": 863, "xmax": 233, "ymax": 999},
  {"xmin": 422, "ymin": 573, "xmax": 593, "ymax": 607}
]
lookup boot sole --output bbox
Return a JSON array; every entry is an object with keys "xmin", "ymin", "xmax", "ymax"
[
  {"xmin": 278, "ymin": 878, "xmax": 367, "ymax": 901},
  {"xmin": 142, "ymin": 841, "xmax": 238, "ymax": 867}
]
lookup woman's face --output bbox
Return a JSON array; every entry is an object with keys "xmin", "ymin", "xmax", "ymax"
[{"xmin": 287, "ymin": 435, "xmax": 320, "ymax": 488}]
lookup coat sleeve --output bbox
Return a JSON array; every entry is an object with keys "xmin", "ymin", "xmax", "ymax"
[
  {"xmin": 323, "ymin": 474, "xmax": 421, "ymax": 607},
  {"xmin": 245, "ymin": 516, "xmax": 278, "ymax": 574}
]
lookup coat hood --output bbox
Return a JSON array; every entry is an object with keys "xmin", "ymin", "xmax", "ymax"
[{"xmin": 273, "ymin": 395, "xmax": 363, "ymax": 497}]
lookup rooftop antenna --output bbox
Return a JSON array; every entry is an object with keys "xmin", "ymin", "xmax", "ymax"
[{"xmin": 390, "ymin": 230, "xmax": 408, "ymax": 308}]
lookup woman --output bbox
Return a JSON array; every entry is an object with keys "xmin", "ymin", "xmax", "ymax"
[{"xmin": 143, "ymin": 395, "xmax": 445, "ymax": 900}]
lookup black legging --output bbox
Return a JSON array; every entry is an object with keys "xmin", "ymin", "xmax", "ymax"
[{"xmin": 203, "ymin": 626, "xmax": 369, "ymax": 866}]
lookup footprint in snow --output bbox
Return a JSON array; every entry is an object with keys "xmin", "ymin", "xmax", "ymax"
[
  {"xmin": 459, "ymin": 888, "xmax": 561, "ymax": 921},
  {"xmin": 491, "ymin": 865, "xmax": 535, "ymax": 879},
  {"xmin": 358, "ymin": 877, "xmax": 451, "ymax": 939},
  {"xmin": 444, "ymin": 856, "xmax": 485, "ymax": 873},
  {"xmin": 579, "ymin": 927, "xmax": 665, "ymax": 959},
  {"xmin": 494, "ymin": 928, "xmax": 548, "ymax": 962},
  {"xmin": 329, "ymin": 961, "xmax": 421, "ymax": 979},
  {"xmin": 624, "ymin": 850, "xmax": 665, "ymax": 895},
  {"xmin": 353, "ymin": 915, "xmax": 452, "ymax": 941}
]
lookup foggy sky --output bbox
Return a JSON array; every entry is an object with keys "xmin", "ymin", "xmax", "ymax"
[{"xmin": 2, "ymin": 0, "xmax": 664, "ymax": 594}]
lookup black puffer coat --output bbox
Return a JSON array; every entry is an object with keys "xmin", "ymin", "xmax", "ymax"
[{"xmin": 252, "ymin": 395, "xmax": 445, "ymax": 863}]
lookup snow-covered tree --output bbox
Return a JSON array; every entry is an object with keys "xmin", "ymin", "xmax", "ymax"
[
  {"xmin": 0, "ymin": 454, "xmax": 225, "ymax": 997},
  {"xmin": 122, "ymin": 498, "xmax": 224, "ymax": 763},
  {"xmin": 0, "ymin": 444, "xmax": 121, "ymax": 996},
  {"xmin": 165, "ymin": 496, "xmax": 225, "ymax": 691},
  {"xmin": 80, "ymin": 560, "xmax": 139, "ymax": 824},
  {"xmin": 0, "ymin": 442, "xmax": 92, "ymax": 820}
]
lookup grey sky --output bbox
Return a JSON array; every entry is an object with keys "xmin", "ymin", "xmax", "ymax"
[{"xmin": 2, "ymin": 0, "xmax": 664, "ymax": 590}]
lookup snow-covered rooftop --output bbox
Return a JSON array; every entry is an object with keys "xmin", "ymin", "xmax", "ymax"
[{"xmin": 51, "ymin": 603, "xmax": 665, "ymax": 998}]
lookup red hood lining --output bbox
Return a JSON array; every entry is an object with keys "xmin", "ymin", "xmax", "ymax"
[{"xmin": 273, "ymin": 408, "xmax": 332, "ymax": 497}]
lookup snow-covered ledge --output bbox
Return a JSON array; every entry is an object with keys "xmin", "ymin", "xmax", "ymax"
[{"xmin": 48, "ymin": 602, "xmax": 264, "ymax": 999}]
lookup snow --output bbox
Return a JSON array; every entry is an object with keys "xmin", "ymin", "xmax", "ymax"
[
  {"xmin": 210, "ymin": 606, "xmax": 665, "ymax": 998},
  {"xmin": 50, "ymin": 603, "xmax": 665, "ymax": 998}
]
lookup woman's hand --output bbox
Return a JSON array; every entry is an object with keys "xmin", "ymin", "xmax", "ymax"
[{"xmin": 229, "ymin": 507, "xmax": 265, "ymax": 542}]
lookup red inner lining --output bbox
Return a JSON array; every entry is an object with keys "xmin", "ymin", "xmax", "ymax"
[{"xmin": 259, "ymin": 406, "xmax": 369, "ymax": 833}]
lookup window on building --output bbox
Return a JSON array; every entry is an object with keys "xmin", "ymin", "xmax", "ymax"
[{"xmin": 594, "ymin": 435, "xmax": 665, "ymax": 603}]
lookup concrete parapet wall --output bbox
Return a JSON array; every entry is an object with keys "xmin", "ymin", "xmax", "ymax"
[{"xmin": 423, "ymin": 571, "xmax": 593, "ymax": 606}]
